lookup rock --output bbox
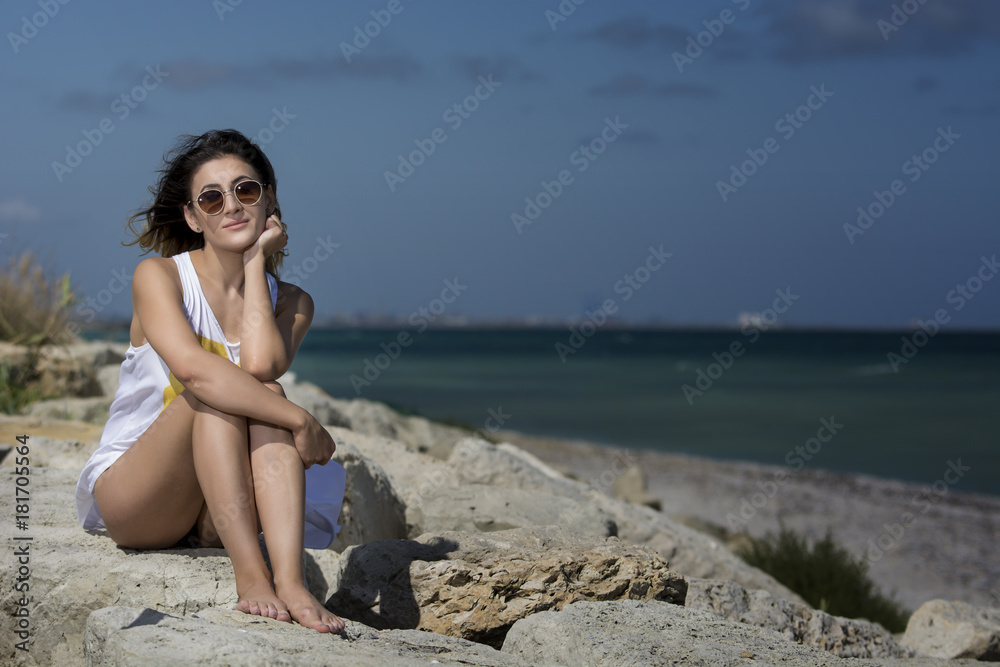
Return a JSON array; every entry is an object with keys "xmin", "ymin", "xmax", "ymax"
[
  {"xmin": 34, "ymin": 341, "xmax": 127, "ymax": 398},
  {"xmin": 278, "ymin": 373, "xmax": 351, "ymax": 428},
  {"xmin": 86, "ymin": 605, "xmax": 524, "ymax": 666},
  {"xmin": 96, "ymin": 363, "xmax": 121, "ymax": 397},
  {"xmin": 0, "ymin": 435, "xmax": 97, "ymax": 470},
  {"xmin": 0, "ymin": 467, "xmax": 339, "ymax": 667},
  {"xmin": 444, "ymin": 437, "xmax": 806, "ymax": 605},
  {"xmin": 24, "ymin": 396, "xmax": 113, "ymax": 423},
  {"xmin": 685, "ymin": 577, "xmax": 915, "ymax": 659},
  {"xmin": 501, "ymin": 600, "xmax": 971, "ymax": 667},
  {"xmin": 902, "ymin": 599, "xmax": 1000, "ymax": 660},
  {"xmin": 327, "ymin": 397, "xmax": 471, "ymax": 458},
  {"xmin": 612, "ymin": 462, "xmax": 661, "ymax": 510},
  {"xmin": 326, "ymin": 436, "xmax": 408, "ymax": 552},
  {"xmin": 325, "ymin": 526, "xmax": 686, "ymax": 649},
  {"xmin": 406, "ymin": 483, "xmax": 617, "ymax": 538}
]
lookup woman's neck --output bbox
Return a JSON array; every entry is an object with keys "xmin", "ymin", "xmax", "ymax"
[{"xmin": 191, "ymin": 245, "xmax": 246, "ymax": 294}]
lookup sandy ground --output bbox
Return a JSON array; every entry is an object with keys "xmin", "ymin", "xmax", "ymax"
[{"xmin": 494, "ymin": 428, "xmax": 1000, "ymax": 613}]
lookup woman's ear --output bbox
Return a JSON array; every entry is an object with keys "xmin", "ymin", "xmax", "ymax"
[
  {"xmin": 266, "ymin": 184, "xmax": 277, "ymax": 217},
  {"xmin": 182, "ymin": 202, "xmax": 202, "ymax": 233}
]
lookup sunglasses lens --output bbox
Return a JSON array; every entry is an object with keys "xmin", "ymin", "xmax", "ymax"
[
  {"xmin": 234, "ymin": 180, "xmax": 262, "ymax": 205},
  {"xmin": 197, "ymin": 190, "xmax": 224, "ymax": 215}
]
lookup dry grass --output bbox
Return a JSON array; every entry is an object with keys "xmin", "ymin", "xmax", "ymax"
[
  {"xmin": 0, "ymin": 251, "xmax": 77, "ymax": 413},
  {"xmin": 0, "ymin": 251, "xmax": 76, "ymax": 346}
]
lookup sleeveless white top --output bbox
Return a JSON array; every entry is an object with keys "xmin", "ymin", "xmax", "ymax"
[{"xmin": 74, "ymin": 251, "xmax": 344, "ymax": 549}]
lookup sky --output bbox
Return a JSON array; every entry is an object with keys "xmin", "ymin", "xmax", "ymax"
[{"xmin": 2, "ymin": 0, "xmax": 999, "ymax": 328}]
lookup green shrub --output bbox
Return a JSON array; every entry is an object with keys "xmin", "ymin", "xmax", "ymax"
[
  {"xmin": 734, "ymin": 526, "xmax": 910, "ymax": 632},
  {"xmin": 0, "ymin": 363, "xmax": 42, "ymax": 414}
]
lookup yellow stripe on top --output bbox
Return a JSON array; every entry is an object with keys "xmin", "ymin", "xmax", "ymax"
[{"xmin": 161, "ymin": 334, "xmax": 238, "ymax": 410}]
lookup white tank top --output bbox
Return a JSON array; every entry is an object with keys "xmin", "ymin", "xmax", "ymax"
[{"xmin": 74, "ymin": 251, "xmax": 344, "ymax": 548}]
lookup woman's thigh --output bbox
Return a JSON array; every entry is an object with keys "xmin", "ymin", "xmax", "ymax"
[{"xmin": 94, "ymin": 391, "xmax": 206, "ymax": 549}]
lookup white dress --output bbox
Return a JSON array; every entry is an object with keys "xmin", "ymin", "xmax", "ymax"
[{"xmin": 74, "ymin": 251, "xmax": 345, "ymax": 548}]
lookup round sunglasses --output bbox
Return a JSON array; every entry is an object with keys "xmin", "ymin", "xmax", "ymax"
[{"xmin": 187, "ymin": 180, "xmax": 267, "ymax": 215}]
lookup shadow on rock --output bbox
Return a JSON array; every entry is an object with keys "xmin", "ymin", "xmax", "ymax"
[{"xmin": 325, "ymin": 536, "xmax": 459, "ymax": 630}]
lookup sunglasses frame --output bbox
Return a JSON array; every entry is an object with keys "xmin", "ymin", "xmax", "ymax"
[{"xmin": 187, "ymin": 179, "xmax": 268, "ymax": 215}]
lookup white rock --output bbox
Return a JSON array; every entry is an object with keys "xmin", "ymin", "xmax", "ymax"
[{"xmin": 902, "ymin": 599, "xmax": 1000, "ymax": 660}]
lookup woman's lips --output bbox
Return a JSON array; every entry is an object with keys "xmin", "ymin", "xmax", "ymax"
[{"xmin": 223, "ymin": 220, "xmax": 249, "ymax": 230}]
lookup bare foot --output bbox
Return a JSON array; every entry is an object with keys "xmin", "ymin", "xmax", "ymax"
[
  {"xmin": 234, "ymin": 580, "xmax": 291, "ymax": 623},
  {"xmin": 276, "ymin": 581, "xmax": 345, "ymax": 634}
]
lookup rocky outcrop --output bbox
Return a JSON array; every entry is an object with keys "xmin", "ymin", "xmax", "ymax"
[
  {"xmin": 25, "ymin": 395, "xmax": 113, "ymax": 423},
  {"xmin": 324, "ymin": 396, "xmax": 472, "ymax": 458},
  {"xmin": 501, "ymin": 600, "xmax": 966, "ymax": 667},
  {"xmin": 86, "ymin": 605, "xmax": 524, "ymax": 666},
  {"xmin": 0, "ymin": 466, "xmax": 339, "ymax": 667},
  {"xmin": 325, "ymin": 527, "xmax": 687, "ymax": 648},
  {"xmin": 685, "ymin": 577, "xmax": 915, "ymax": 659},
  {"xmin": 443, "ymin": 437, "xmax": 806, "ymax": 604},
  {"xmin": 326, "ymin": 439, "xmax": 408, "ymax": 551},
  {"xmin": 902, "ymin": 599, "xmax": 1000, "ymax": 660}
]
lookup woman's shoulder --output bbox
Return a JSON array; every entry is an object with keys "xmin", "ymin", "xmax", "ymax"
[
  {"xmin": 274, "ymin": 280, "xmax": 314, "ymax": 316},
  {"xmin": 133, "ymin": 256, "xmax": 182, "ymax": 291}
]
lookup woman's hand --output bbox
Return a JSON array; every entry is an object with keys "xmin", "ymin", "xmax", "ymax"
[
  {"xmin": 244, "ymin": 214, "xmax": 287, "ymax": 265},
  {"xmin": 291, "ymin": 412, "xmax": 337, "ymax": 469}
]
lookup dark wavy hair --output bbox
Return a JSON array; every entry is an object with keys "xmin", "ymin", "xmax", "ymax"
[{"xmin": 125, "ymin": 129, "xmax": 285, "ymax": 276}]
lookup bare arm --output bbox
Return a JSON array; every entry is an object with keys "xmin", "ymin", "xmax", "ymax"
[
  {"xmin": 133, "ymin": 258, "xmax": 333, "ymax": 466},
  {"xmin": 239, "ymin": 215, "xmax": 312, "ymax": 380}
]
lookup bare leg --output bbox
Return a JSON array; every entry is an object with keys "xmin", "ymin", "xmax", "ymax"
[
  {"xmin": 249, "ymin": 382, "xmax": 344, "ymax": 634},
  {"xmin": 189, "ymin": 396, "xmax": 289, "ymax": 621}
]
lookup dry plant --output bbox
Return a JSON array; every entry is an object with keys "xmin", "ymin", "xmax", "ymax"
[{"xmin": 0, "ymin": 251, "xmax": 76, "ymax": 346}]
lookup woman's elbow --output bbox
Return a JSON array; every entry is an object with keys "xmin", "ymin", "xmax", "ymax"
[{"xmin": 241, "ymin": 358, "xmax": 285, "ymax": 382}]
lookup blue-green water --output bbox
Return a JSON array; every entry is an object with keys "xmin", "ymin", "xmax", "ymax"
[
  {"xmin": 86, "ymin": 327, "xmax": 1000, "ymax": 496},
  {"xmin": 291, "ymin": 328, "xmax": 1000, "ymax": 497}
]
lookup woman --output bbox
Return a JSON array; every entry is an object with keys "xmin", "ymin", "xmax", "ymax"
[{"xmin": 74, "ymin": 129, "xmax": 345, "ymax": 634}]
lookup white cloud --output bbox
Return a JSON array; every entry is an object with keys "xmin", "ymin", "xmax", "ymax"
[{"xmin": 0, "ymin": 199, "xmax": 41, "ymax": 223}]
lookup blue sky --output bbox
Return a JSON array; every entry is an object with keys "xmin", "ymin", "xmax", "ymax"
[{"xmin": 2, "ymin": 0, "xmax": 999, "ymax": 327}]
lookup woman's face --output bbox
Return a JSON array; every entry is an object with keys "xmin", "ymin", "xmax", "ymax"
[{"xmin": 183, "ymin": 155, "xmax": 274, "ymax": 253}]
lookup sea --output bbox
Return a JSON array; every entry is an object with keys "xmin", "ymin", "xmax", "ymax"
[{"xmin": 87, "ymin": 327, "xmax": 1000, "ymax": 497}]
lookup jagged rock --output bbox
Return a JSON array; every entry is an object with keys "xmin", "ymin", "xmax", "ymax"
[
  {"xmin": 96, "ymin": 363, "xmax": 120, "ymax": 397},
  {"xmin": 24, "ymin": 396, "xmax": 113, "ymax": 423},
  {"xmin": 902, "ymin": 599, "xmax": 1000, "ymax": 660},
  {"xmin": 326, "ymin": 396, "xmax": 471, "ymax": 458},
  {"xmin": 0, "ymin": 435, "xmax": 97, "ymax": 470},
  {"xmin": 327, "ymin": 437, "xmax": 407, "ymax": 551},
  {"xmin": 0, "ymin": 468, "xmax": 342, "ymax": 667},
  {"xmin": 85, "ymin": 605, "xmax": 524, "ymax": 666},
  {"xmin": 406, "ymin": 483, "xmax": 617, "ymax": 538},
  {"xmin": 685, "ymin": 577, "xmax": 915, "ymax": 659},
  {"xmin": 34, "ymin": 341, "xmax": 127, "ymax": 398},
  {"xmin": 325, "ymin": 527, "xmax": 687, "ymax": 649},
  {"xmin": 443, "ymin": 437, "xmax": 806, "ymax": 605},
  {"xmin": 501, "ymin": 600, "xmax": 970, "ymax": 667}
]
